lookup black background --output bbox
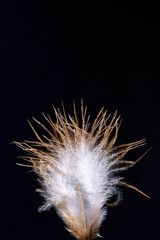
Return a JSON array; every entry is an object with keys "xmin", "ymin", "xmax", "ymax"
[{"xmin": 1, "ymin": 1, "xmax": 159, "ymax": 240}]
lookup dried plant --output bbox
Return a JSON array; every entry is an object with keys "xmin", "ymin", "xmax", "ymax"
[{"xmin": 15, "ymin": 102, "xmax": 150, "ymax": 240}]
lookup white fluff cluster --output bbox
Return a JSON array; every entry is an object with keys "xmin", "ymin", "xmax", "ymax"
[
  {"xmin": 39, "ymin": 140, "xmax": 119, "ymax": 237},
  {"xmin": 16, "ymin": 104, "xmax": 149, "ymax": 240}
]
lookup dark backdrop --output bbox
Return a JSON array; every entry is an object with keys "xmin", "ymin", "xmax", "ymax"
[{"xmin": 1, "ymin": 1, "xmax": 159, "ymax": 240}]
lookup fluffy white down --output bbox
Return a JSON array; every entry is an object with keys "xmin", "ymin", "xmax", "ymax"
[{"xmin": 39, "ymin": 138, "xmax": 119, "ymax": 236}]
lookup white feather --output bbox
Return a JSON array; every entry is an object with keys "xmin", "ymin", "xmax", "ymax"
[{"xmin": 15, "ymin": 104, "xmax": 149, "ymax": 240}]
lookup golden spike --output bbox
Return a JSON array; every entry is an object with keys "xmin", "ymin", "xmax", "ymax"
[
  {"xmin": 119, "ymin": 181, "xmax": 150, "ymax": 198},
  {"xmin": 73, "ymin": 100, "xmax": 79, "ymax": 126},
  {"xmin": 133, "ymin": 146, "xmax": 152, "ymax": 165},
  {"xmin": 27, "ymin": 120, "xmax": 43, "ymax": 143},
  {"xmin": 16, "ymin": 163, "xmax": 32, "ymax": 167}
]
